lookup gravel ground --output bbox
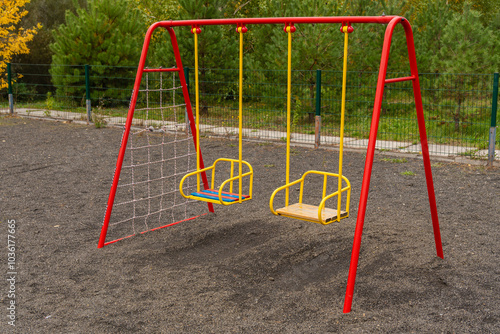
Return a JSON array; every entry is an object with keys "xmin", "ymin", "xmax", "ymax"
[{"xmin": 0, "ymin": 116, "xmax": 499, "ymax": 333}]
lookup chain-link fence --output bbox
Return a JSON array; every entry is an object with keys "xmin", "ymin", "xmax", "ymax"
[{"xmin": 1, "ymin": 63, "xmax": 498, "ymax": 161}]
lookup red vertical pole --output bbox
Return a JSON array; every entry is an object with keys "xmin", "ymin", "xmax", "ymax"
[
  {"xmin": 98, "ymin": 23, "xmax": 158, "ymax": 249},
  {"xmin": 343, "ymin": 17, "xmax": 444, "ymax": 313},
  {"xmin": 401, "ymin": 19, "xmax": 443, "ymax": 258},
  {"xmin": 342, "ymin": 18, "xmax": 400, "ymax": 313},
  {"xmin": 167, "ymin": 27, "xmax": 214, "ymax": 213}
]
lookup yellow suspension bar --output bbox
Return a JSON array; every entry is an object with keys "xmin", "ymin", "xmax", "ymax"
[
  {"xmin": 285, "ymin": 25, "xmax": 293, "ymax": 207},
  {"xmin": 193, "ymin": 28, "xmax": 201, "ymax": 192},
  {"xmin": 238, "ymin": 26, "xmax": 244, "ymax": 203},
  {"xmin": 337, "ymin": 25, "xmax": 350, "ymax": 222}
]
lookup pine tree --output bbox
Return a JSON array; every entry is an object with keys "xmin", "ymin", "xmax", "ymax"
[
  {"xmin": 49, "ymin": 0, "xmax": 145, "ymax": 104},
  {"xmin": 175, "ymin": 0, "xmax": 238, "ymax": 115},
  {"xmin": 131, "ymin": 0, "xmax": 179, "ymax": 27},
  {"xmin": 432, "ymin": 3, "xmax": 500, "ymax": 130},
  {"xmin": 249, "ymin": 0, "xmax": 348, "ymax": 123},
  {"xmin": 15, "ymin": 0, "xmax": 87, "ymax": 65},
  {"xmin": 410, "ymin": 0, "xmax": 453, "ymax": 73},
  {"xmin": 13, "ymin": 0, "xmax": 86, "ymax": 97}
]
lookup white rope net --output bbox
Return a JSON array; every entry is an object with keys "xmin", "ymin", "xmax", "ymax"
[{"xmin": 105, "ymin": 70, "xmax": 207, "ymax": 242}]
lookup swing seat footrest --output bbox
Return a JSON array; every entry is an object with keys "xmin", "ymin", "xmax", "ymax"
[
  {"xmin": 276, "ymin": 203, "xmax": 348, "ymax": 224},
  {"xmin": 190, "ymin": 189, "xmax": 250, "ymax": 203}
]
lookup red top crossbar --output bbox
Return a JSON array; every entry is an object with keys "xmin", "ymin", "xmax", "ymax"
[{"xmin": 158, "ymin": 16, "xmax": 398, "ymax": 27}]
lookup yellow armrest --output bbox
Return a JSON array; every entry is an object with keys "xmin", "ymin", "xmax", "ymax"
[
  {"xmin": 269, "ymin": 176, "xmax": 306, "ymax": 214},
  {"xmin": 179, "ymin": 165, "xmax": 215, "ymax": 199}
]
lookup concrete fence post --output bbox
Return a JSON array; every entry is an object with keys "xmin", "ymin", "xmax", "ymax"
[
  {"xmin": 315, "ymin": 69, "xmax": 321, "ymax": 149},
  {"xmin": 85, "ymin": 65, "xmax": 92, "ymax": 123},
  {"xmin": 7, "ymin": 63, "xmax": 14, "ymax": 114},
  {"xmin": 488, "ymin": 72, "xmax": 498, "ymax": 166}
]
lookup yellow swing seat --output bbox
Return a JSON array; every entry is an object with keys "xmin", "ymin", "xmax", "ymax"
[
  {"xmin": 270, "ymin": 170, "xmax": 351, "ymax": 224},
  {"xmin": 179, "ymin": 158, "xmax": 253, "ymax": 206}
]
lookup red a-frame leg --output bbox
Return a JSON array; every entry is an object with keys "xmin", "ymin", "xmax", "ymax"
[
  {"xmin": 342, "ymin": 17, "xmax": 443, "ymax": 313},
  {"xmin": 98, "ymin": 25, "xmax": 213, "ymax": 248}
]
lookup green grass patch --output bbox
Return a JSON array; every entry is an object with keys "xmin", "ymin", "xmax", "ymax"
[{"xmin": 381, "ymin": 157, "xmax": 407, "ymax": 163}]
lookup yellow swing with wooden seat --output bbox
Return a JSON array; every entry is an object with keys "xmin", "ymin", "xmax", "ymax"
[
  {"xmin": 179, "ymin": 25, "xmax": 253, "ymax": 205},
  {"xmin": 270, "ymin": 23, "xmax": 353, "ymax": 224}
]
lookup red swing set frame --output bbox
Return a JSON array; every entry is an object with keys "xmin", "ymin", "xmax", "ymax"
[{"xmin": 98, "ymin": 16, "xmax": 443, "ymax": 313}]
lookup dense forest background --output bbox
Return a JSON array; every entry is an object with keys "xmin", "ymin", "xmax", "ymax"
[
  {"xmin": 2, "ymin": 0, "xmax": 498, "ymax": 150},
  {"xmin": 11, "ymin": 0, "xmax": 500, "ymax": 76}
]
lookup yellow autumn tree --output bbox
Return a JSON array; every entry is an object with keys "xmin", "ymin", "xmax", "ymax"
[{"xmin": 0, "ymin": 0, "xmax": 41, "ymax": 90}]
